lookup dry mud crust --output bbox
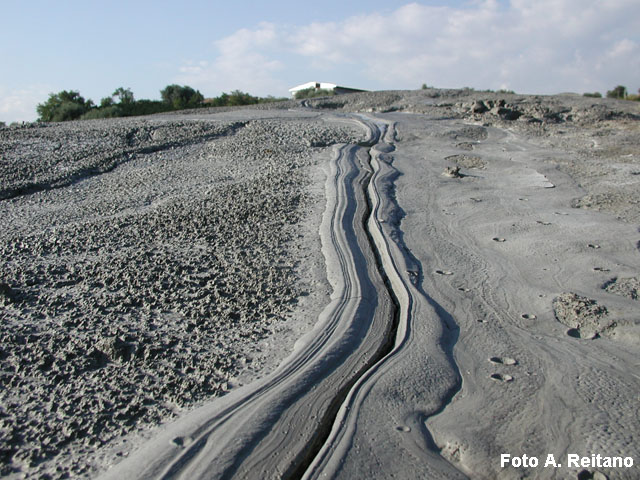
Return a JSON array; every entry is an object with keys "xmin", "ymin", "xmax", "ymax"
[
  {"xmin": 303, "ymin": 88, "xmax": 640, "ymax": 128},
  {"xmin": 305, "ymin": 89, "xmax": 640, "ymax": 223},
  {"xmin": 0, "ymin": 113, "xmax": 361, "ymax": 479},
  {"xmin": 321, "ymin": 110, "xmax": 640, "ymax": 480},
  {"xmin": 560, "ymin": 122, "xmax": 640, "ymax": 224}
]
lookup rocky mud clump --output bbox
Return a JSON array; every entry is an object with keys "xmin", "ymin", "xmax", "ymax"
[{"xmin": 553, "ymin": 293, "xmax": 612, "ymax": 339}]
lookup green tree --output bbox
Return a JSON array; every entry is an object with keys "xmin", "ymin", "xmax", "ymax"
[
  {"xmin": 606, "ymin": 85, "xmax": 627, "ymax": 99},
  {"xmin": 100, "ymin": 96, "xmax": 115, "ymax": 108},
  {"xmin": 36, "ymin": 90, "xmax": 94, "ymax": 122},
  {"xmin": 113, "ymin": 87, "xmax": 135, "ymax": 104},
  {"xmin": 160, "ymin": 84, "xmax": 204, "ymax": 109}
]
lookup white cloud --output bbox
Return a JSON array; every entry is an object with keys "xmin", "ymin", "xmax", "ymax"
[
  {"xmin": 0, "ymin": 85, "xmax": 51, "ymax": 123},
  {"xmin": 167, "ymin": 1, "xmax": 640, "ymax": 96},
  {"xmin": 216, "ymin": 23, "xmax": 279, "ymax": 56},
  {"xmin": 176, "ymin": 22, "xmax": 288, "ymax": 96},
  {"xmin": 607, "ymin": 39, "xmax": 637, "ymax": 58},
  {"xmin": 3, "ymin": 2, "xmax": 636, "ymax": 121}
]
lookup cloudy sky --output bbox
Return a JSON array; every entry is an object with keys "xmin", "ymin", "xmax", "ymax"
[{"xmin": 1, "ymin": 0, "xmax": 639, "ymax": 122}]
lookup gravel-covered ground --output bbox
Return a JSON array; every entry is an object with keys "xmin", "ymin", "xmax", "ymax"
[{"xmin": 0, "ymin": 112, "xmax": 361, "ymax": 478}]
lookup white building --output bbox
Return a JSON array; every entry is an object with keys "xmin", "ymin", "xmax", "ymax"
[{"xmin": 288, "ymin": 82, "xmax": 366, "ymax": 98}]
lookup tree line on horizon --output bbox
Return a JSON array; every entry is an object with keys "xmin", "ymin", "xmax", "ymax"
[
  {"xmin": 34, "ymin": 85, "xmax": 287, "ymax": 123},
  {"xmin": 420, "ymin": 83, "xmax": 639, "ymax": 101},
  {"xmin": 582, "ymin": 85, "xmax": 639, "ymax": 100},
  {"xmin": 3, "ymin": 83, "xmax": 639, "ymax": 128}
]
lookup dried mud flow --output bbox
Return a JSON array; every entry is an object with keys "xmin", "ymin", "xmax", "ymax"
[{"xmin": 1, "ymin": 89, "xmax": 639, "ymax": 479}]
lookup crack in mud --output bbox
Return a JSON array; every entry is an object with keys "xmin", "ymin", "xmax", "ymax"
[
  {"xmin": 0, "ymin": 122, "xmax": 247, "ymax": 201},
  {"xmin": 299, "ymin": 116, "xmax": 466, "ymax": 479},
  {"xmin": 284, "ymin": 138, "xmax": 402, "ymax": 479}
]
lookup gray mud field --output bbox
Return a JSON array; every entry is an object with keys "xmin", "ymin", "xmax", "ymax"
[
  {"xmin": 1, "ymin": 89, "xmax": 639, "ymax": 479},
  {"xmin": 0, "ymin": 110, "xmax": 361, "ymax": 478}
]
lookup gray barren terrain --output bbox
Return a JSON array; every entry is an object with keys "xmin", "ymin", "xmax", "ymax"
[{"xmin": 1, "ymin": 89, "xmax": 639, "ymax": 479}]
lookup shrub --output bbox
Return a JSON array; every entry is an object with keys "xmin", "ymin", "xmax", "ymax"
[
  {"xmin": 626, "ymin": 89, "xmax": 640, "ymax": 102},
  {"xmin": 122, "ymin": 99, "xmax": 173, "ymax": 116},
  {"xmin": 258, "ymin": 95, "xmax": 288, "ymax": 103},
  {"xmin": 606, "ymin": 85, "xmax": 627, "ymax": 99},
  {"xmin": 204, "ymin": 91, "xmax": 286, "ymax": 107},
  {"xmin": 56, "ymin": 102, "xmax": 90, "ymax": 121},
  {"xmin": 583, "ymin": 92, "xmax": 602, "ymax": 98},
  {"xmin": 227, "ymin": 90, "xmax": 258, "ymax": 106},
  {"xmin": 100, "ymin": 97, "xmax": 116, "ymax": 107},
  {"xmin": 81, "ymin": 105, "xmax": 123, "ymax": 120},
  {"xmin": 207, "ymin": 90, "xmax": 257, "ymax": 107}
]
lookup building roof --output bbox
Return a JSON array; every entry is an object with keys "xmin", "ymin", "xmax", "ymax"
[{"xmin": 288, "ymin": 82, "xmax": 338, "ymax": 94}]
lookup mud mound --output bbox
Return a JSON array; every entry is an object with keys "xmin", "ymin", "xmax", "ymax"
[
  {"xmin": 445, "ymin": 154, "xmax": 486, "ymax": 169},
  {"xmin": 603, "ymin": 277, "xmax": 640, "ymax": 301},
  {"xmin": 552, "ymin": 293, "xmax": 612, "ymax": 339}
]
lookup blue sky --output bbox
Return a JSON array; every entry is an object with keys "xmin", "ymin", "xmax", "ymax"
[{"xmin": 1, "ymin": 0, "xmax": 639, "ymax": 122}]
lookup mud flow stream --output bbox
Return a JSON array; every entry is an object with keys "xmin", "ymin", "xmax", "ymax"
[{"xmin": 100, "ymin": 115, "xmax": 417, "ymax": 480}]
